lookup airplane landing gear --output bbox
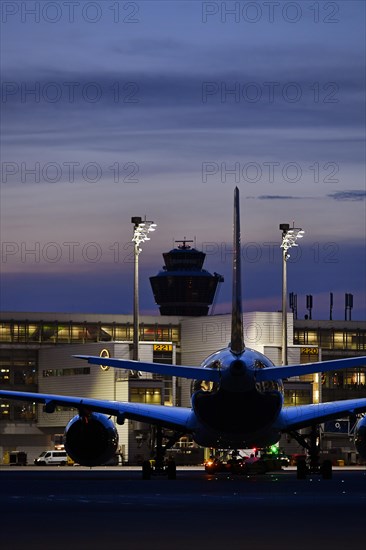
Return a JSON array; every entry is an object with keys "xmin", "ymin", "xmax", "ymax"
[
  {"xmin": 289, "ymin": 425, "xmax": 333, "ymax": 480},
  {"xmin": 141, "ymin": 426, "xmax": 180, "ymax": 480},
  {"xmin": 142, "ymin": 459, "xmax": 152, "ymax": 480}
]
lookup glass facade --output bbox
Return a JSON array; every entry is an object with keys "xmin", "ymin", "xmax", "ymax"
[
  {"xmin": 294, "ymin": 322, "xmax": 366, "ymax": 401},
  {"xmin": 130, "ymin": 387, "xmax": 162, "ymax": 405},
  {"xmin": 42, "ymin": 367, "xmax": 91, "ymax": 377},
  {"xmin": 294, "ymin": 326, "xmax": 366, "ymax": 351},
  {"xmin": 153, "ymin": 347, "xmax": 174, "ymax": 405},
  {"xmin": 284, "ymin": 388, "xmax": 312, "ymax": 406},
  {"xmin": 0, "ymin": 320, "xmax": 180, "ymax": 345},
  {"xmin": 0, "ymin": 350, "xmax": 37, "ymax": 386},
  {"xmin": 0, "ymin": 400, "xmax": 36, "ymax": 422},
  {"xmin": 0, "ymin": 349, "xmax": 38, "ymax": 422}
]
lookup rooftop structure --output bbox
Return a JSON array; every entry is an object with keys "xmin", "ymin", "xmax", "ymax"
[{"xmin": 150, "ymin": 240, "xmax": 224, "ymax": 316}]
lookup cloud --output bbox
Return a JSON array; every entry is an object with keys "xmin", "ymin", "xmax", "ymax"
[
  {"xmin": 256, "ymin": 195, "xmax": 298, "ymax": 200},
  {"xmin": 328, "ymin": 190, "xmax": 366, "ymax": 201},
  {"xmin": 2, "ymin": 58, "xmax": 364, "ymax": 180}
]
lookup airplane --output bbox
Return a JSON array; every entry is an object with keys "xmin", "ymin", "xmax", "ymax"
[{"xmin": 1, "ymin": 187, "xmax": 366, "ymax": 479}]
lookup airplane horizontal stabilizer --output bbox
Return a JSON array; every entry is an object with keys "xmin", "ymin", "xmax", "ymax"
[
  {"xmin": 74, "ymin": 355, "xmax": 221, "ymax": 382},
  {"xmin": 255, "ymin": 355, "xmax": 366, "ymax": 381}
]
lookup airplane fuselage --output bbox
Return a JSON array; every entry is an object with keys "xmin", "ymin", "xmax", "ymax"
[{"xmin": 190, "ymin": 347, "xmax": 284, "ymax": 448}]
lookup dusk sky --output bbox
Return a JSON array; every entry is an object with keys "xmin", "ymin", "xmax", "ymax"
[{"xmin": 1, "ymin": 0, "xmax": 365, "ymax": 321}]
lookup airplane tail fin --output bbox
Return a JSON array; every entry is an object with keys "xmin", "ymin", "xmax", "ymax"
[{"xmin": 230, "ymin": 187, "xmax": 245, "ymax": 355}]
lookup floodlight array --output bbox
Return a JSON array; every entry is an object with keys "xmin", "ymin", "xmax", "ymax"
[
  {"xmin": 132, "ymin": 221, "xmax": 157, "ymax": 252},
  {"xmin": 280, "ymin": 228, "xmax": 304, "ymax": 258}
]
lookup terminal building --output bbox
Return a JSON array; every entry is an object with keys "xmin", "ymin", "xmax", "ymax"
[{"xmin": 1, "ymin": 310, "xmax": 365, "ymax": 465}]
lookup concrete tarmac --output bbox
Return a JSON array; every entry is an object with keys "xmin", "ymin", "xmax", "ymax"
[{"xmin": 0, "ymin": 466, "xmax": 365, "ymax": 550}]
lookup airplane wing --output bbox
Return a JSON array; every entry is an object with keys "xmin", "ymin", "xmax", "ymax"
[
  {"xmin": 0, "ymin": 390, "xmax": 194, "ymax": 431},
  {"xmin": 255, "ymin": 356, "xmax": 366, "ymax": 381},
  {"xmin": 275, "ymin": 398, "xmax": 366, "ymax": 432},
  {"xmin": 74, "ymin": 355, "xmax": 221, "ymax": 382}
]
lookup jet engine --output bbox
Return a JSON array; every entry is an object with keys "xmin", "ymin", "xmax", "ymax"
[
  {"xmin": 64, "ymin": 412, "xmax": 119, "ymax": 466},
  {"xmin": 354, "ymin": 416, "xmax": 366, "ymax": 460}
]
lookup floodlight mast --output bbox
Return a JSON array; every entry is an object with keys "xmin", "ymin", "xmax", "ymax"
[
  {"xmin": 280, "ymin": 223, "xmax": 305, "ymax": 365},
  {"xmin": 132, "ymin": 217, "xmax": 157, "ymax": 362}
]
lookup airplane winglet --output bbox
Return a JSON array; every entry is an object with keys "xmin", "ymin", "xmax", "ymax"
[{"xmin": 230, "ymin": 187, "xmax": 245, "ymax": 355}]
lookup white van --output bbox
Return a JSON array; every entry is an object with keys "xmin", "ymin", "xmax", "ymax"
[{"xmin": 34, "ymin": 450, "xmax": 68, "ymax": 466}]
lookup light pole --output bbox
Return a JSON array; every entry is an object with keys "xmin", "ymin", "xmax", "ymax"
[
  {"xmin": 131, "ymin": 217, "xmax": 157, "ymax": 362},
  {"xmin": 280, "ymin": 223, "xmax": 304, "ymax": 365}
]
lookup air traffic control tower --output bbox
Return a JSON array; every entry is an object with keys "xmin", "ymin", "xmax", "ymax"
[{"xmin": 150, "ymin": 240, "xmax": 224, "ymax": 316}]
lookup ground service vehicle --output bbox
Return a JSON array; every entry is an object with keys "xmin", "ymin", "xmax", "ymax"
[{"xmin": 34, "ymin": 450, "xmax": 68, "ymax": 466}]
